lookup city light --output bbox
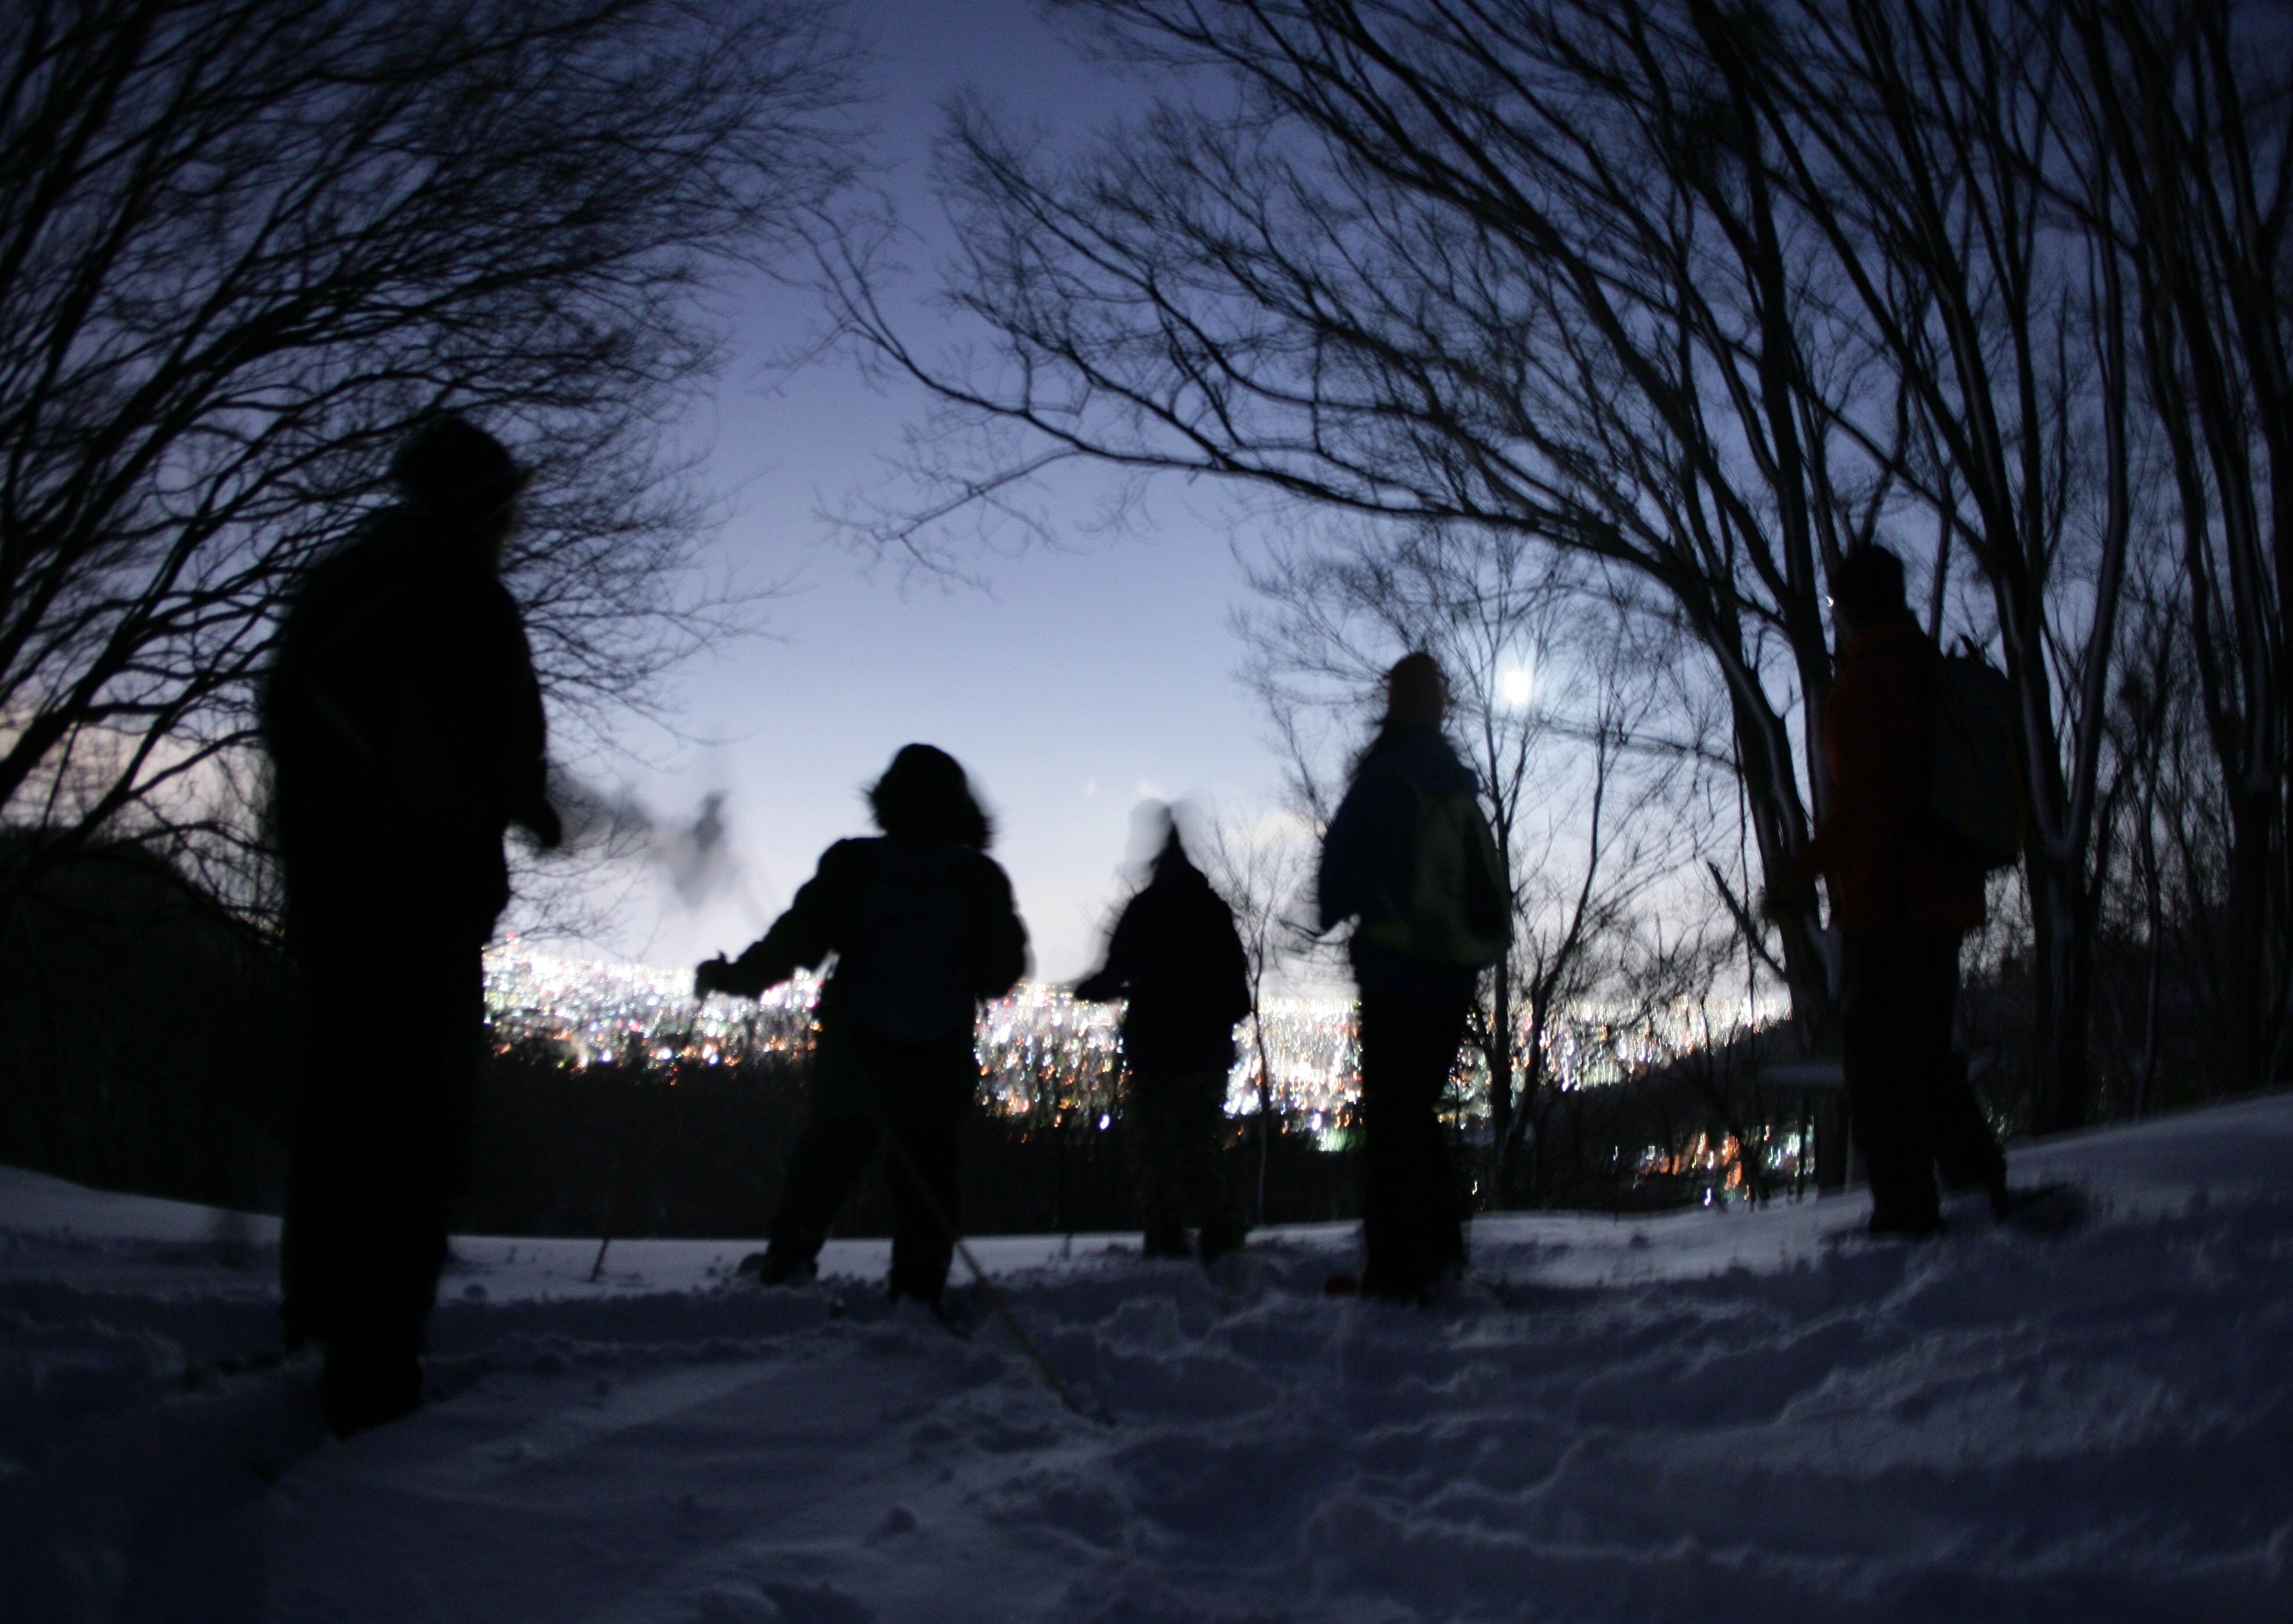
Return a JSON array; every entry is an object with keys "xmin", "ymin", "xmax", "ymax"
[{"xmin": 482, "ymin": 948, "xmax": 1779, "ymax": 1125}]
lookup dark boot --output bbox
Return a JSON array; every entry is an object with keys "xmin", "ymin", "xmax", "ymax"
[
  {"xmin": 322, "ymin": 1346, "xmax": 423, "ymax": 1438},
  {"xmin": 886, "ymin": 1266, "xmax": 952, "ymax": 1313},
  {"xmin": 1141, "ymin": 1222, "xmax": 1191, "ymax": 1259},
  {"xmin": 1866, "ymin": 1207, "xmax": 1946, "ymax": 1240},
  {"xmin": 736, "ymin": 1243, "xmax": 817, "ymax": 1286},
  {"xmin": 1198, "ymin": 1216, "xmax": 1248, "ymax": 1267}
]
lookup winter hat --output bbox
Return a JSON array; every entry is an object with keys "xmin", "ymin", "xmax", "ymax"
[
  {"xmin": 391, "ymin": 414, "xmax": 530, "ymax": 524},
  {"xmin": 1830, "ymin": 544, "xmax": 1908, "ymax": 629},
  {"xmin": 869, "ymin": 744, "xmax": 993, "ymax": 849},
  {"xmin": 1383, "ymin": 651, "xmax": 1450, "ymax": 729}
]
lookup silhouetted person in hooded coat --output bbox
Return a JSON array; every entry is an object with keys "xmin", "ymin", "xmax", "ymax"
[
  {"xmin": 1073, "ymin": 809, "xmax": 1253, "ymax": 1264},
  {"xmin": 696, "ymin": 744, "xmax": 1026, "ymax": 1310},
  {"xmin": 264, "ymin": 414, "xmax": 560, "ymax": 1436},
  {"xmin": 1320, "ymin": 653, "xmax": 1509, "ymax": 1303}
]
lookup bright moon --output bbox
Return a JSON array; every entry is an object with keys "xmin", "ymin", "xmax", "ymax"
[{"xmin": 1498, "ymin": 665, "xmax": 1536, "ymax": 708}]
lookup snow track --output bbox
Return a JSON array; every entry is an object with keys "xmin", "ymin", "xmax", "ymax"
[{"xmin": 5, "ymin": 1094, "xmax": 2290, "ymax": 1622}]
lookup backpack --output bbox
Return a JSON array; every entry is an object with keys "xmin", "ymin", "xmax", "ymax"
[
  {"xmin": 1357, "ymin": 779, "xmax": 1512, "ymax": 968},
  {"xmin": 838, "ymin": 842, "xmax": 981, "ymax": 1042},
  {"xmin": 1924, "ymin": 643, "xmax": 2025, "ymax": 872}
]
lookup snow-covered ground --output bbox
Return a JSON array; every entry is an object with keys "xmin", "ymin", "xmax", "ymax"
[{"xmin": 5, "ymin": 1095, "xmax": 2290, "ymax": 1623}]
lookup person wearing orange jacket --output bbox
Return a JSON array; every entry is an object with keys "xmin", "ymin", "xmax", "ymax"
[{"xmin": 1787, "ymin": 545, "xmax": 2007, "ymax": 1237}]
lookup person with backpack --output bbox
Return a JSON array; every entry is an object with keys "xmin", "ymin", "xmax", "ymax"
[
  {"xmin": 1785, "ymin": 544, "xmax": 2012, "ymax": 1237},
  {"xmin": 1072, "ymin": 807, "xmax": 1254, "ymax": 1266},
  {"xmin": 695, "ymin": 744, "xmax": 1026, "ymax": 1311},
  {"xmin": 1318, "ymin": 653, "xmax": 1510, "ymax": 1303},
  {"xmin": 264, "ymin": 414, "xmax": 561, "ymax": 1437}
]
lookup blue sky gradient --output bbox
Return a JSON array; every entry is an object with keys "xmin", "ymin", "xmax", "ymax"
[{"xmin": 557, "ymin": 2, "xmax": 1309, "ymax": 984}]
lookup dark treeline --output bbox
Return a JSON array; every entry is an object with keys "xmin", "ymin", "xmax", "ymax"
[
  {"xmin": 465, "ymin": 1046, "xmax": 1782, "ymax": 1237},
  {"xmin": 463, "ymin": 1046, "xmax": 1361, "ymax": 1239},
  {"xmin": 0, "ymin": 836, "xmax": 295, "ymax": 1213}
]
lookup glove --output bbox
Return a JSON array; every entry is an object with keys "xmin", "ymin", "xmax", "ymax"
[{"xmin": 694, "ymin": 953, "xmax": 743, "ymax": 1000}]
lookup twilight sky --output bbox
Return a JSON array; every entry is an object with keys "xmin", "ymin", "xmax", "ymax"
[{"xmin": 548, "ymin": 2, "xmax": 1317, "ymax": 985}]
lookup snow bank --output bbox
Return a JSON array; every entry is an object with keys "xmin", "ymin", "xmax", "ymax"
[{"xmin": 4, "ymin": 1095, "xmax": 2289, "ymax": 1622}]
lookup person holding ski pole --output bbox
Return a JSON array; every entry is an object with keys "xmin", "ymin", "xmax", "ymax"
[
  {"xmin": 695, "ymin": 744, "xmax": 1026, "ymax": 1314},
  {"xmin": 1318, "ymin": 653, "xmax": 1510, "ymax": 1305},
  {"xmin": 1072, "ymin": 805, "xmax": 1253, "ymax": 1267}
]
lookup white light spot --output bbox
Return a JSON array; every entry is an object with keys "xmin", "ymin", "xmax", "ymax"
[{"xmin": 1497, "ymin": 664, "xmax": 1536, "ymax": 710}]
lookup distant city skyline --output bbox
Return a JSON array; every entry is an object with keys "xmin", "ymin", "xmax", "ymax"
[
  {"xmin": 482, "ymin": 942, "xmax": 1363, "ymax": 1126},
  {"xmin": 479, "ymin": 944, "xmax": 1764, "ymax": 1128}
]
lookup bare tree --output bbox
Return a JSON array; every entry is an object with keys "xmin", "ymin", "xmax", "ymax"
[
  {"xmin": 1712, "ymin": 0, "xmax": 2289, "ymax": 1114},
  {"xmin": 0, "ymin": 0, "xmax": 858, "ymax": 906},
  {"xmin": 829, "ymin": 0, "xmax": 2292, "ymax": 1127},
  {"xmin": 2049, "ymin": 0, "xmax": 2291, "ymax": 1093},
  {"xmin": 1700, "ymin": 0, "xmax": 2151, "ymax": 1132},
  {"xmin": 823, "ymin": 0, "xmax": 1960, "ymax": 1059}
]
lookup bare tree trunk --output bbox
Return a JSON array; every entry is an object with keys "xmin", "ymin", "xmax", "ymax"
[
  {"xmin": 1487, "ymin": 950, "xmax": 1514, "ymax": 1204},
  {"xmin": 1253, "ymin": 981, "xmax": 1276, "ymax": 1226}
]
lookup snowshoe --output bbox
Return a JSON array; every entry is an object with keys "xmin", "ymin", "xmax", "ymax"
[
  {"xmin": 885, "ymin": 1282, "xmax": 975, "ymax": 1338},
  {"xmin": 734, "ymin": 1246, "xmax": 816, "ymax": 1287},
  {"xmin": 929, "ymin": 1290, "xmax": 978, "ymax": 1339},
  {"xmin": 1864, "ymin": 1210, "xmax": 1948, "ymax": 1241}
]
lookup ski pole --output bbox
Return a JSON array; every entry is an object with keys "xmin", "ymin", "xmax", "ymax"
[
  {"xmin": 861, "ymin": 1086, "xmax": 1105, "ymax": 1425},
  {"xmin": 591, "ymin": 1021, "xmax": 691, "ymax": 1283}
]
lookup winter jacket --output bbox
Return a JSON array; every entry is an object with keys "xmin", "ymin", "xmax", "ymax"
[
  {"xmin": 1319, "ymin": 725, "xmax": 1501, "ymax": 1002},
  {"xmin": 723, "ymin": 837, "xmax": 1028, "ymax": 1045},
  {"xmin": 264, "ymin": 509, "xmax": 551, "ymax": 944},
  {"xmin": 1073, "ymin": 857, "xmax": 1252, "ymax": 1075},
  {"xmin": 1800, "ymin": 615, "xmax": 1988, "ymax": 936}
]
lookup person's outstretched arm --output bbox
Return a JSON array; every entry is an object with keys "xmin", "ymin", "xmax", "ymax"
[
  {"xmin": 1070, "ymin": 896, "xmax": 1141, "ymax": 1003},
  {"xmin": 695, "ymin": 841, "xmax": 859, "ymax": 999}
]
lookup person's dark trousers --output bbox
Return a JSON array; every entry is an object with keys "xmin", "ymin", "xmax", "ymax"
[
  {"xmin": 767, "ymin": 1029, "xmax": 975, "ymax": 1303},
  {"xmin": 1840, "ymin": 930, "xmax": 2006, "ymax": 1233},
  {"xmin": 1127, "ymin": 1067, "xmax": 1241, "ymax": 1260},
  {"xmin": 1355, "ymin": 992, "xmax": 1472, "ymax": 1301},
  {"xmin": 281, "ymin": 913, "xmax": 482, "ymax": 1437}
]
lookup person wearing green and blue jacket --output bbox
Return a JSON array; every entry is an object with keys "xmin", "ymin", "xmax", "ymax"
[{"xmin": 1319, "ymin": 653, "xmax": 1509, "ymax": 1304}]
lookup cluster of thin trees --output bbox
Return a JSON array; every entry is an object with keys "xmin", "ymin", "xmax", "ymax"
[
  {"xmin": 828, "ymin": 0, "xmax": 2290, "ymax": 1171},
  {"xmin": 0, "ymin": 0, "xmax": 856, "ymax": 901},
  {"xmin": 5, "ymin": 1, "xmax": 2284, "ymax": 1207}
]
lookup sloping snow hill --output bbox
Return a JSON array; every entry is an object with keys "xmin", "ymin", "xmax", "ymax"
[{"xmin": 4, "ymin": 1094, "xmax": 2290, "ymax": 1623}]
